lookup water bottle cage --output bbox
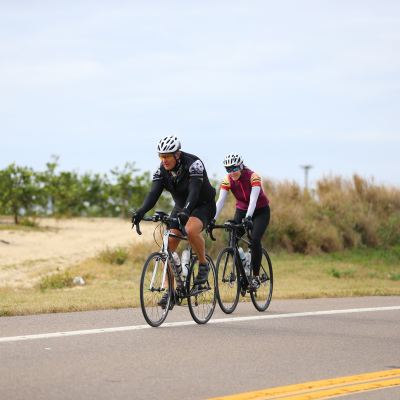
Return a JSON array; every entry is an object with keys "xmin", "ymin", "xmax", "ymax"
[{"xmin": 169, "ymin": 255, "xmax": 184, "ymax": 288}]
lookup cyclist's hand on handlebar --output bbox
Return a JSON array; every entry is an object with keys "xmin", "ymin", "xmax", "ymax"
[
  {"xmin": 209, "ymin": 218, "xmax": 216, "ymax": 230},
  {"xmin": 243, "ymin": 216, "xmax": 253, "ymax": 230},
  {"xmin": 177, "ymin": 208, "xmax": 190, "ymax": 226},
  {"xmin": 131, "ymin": 209, "xmax": 145, "ymax": 225}
]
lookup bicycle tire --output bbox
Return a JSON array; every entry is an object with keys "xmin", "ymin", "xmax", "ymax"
[
  {"xmin": 187, "ymin": 254, "xmax": 217, "ymax": 324},
  {"xmin": 215, "ymin": 247, "xmax": 240, "ymax": 314},
  {"xmin": 250, "ymin": 248, "xmax": 273, "ymax": 311},
  {"xmin": 140, "ymin": 252, "xmax": 172, "ymax": 327}
]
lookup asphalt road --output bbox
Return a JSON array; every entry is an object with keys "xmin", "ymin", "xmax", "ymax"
[{"xmin": 1, "ymin": 296, "xmax": 400, "ymax": 400}]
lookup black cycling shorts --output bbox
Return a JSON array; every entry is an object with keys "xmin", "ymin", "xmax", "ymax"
[{"xmin": 170, "ymin": 201, "xmax": 216, "ymax": 232}]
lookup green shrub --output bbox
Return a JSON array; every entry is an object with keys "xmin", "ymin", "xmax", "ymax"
[
  {"xmin": 21, "ymin": 218, "xmax": 39, "ymax": 227},
  {"xmin": 98, "ymin": 246, "xmax": 129, "ymax": 265},
  {"xmin": 390, "ymin": 273, "xmax": 400, "ymax": 281},
  {"xmin": 36, "ymin": 272, "xmax": 74, "ymax": 291},
  {"xmin": 325, "ymin": 267, "xmax": 341, "ymax": 278}
]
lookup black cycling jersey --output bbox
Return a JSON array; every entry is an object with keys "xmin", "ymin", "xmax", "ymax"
[{"xmin": 138, "ymin": 151, "xmax": 216, "ymax": 214}]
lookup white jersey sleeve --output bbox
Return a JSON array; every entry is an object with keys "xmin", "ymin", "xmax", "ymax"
[
  {"xmin": 247, "ymin": 186, "xmax": 261, "ymax": 217},
  {"xmin": 214, "ymin": 188, "xmax": 229, "ymax": 220}
]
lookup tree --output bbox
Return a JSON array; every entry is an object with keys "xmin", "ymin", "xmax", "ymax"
[
  {"xmin": 0, "ymin": 164, "xmax": 41, "ymax": 224},
  {"xmin": 110, "ymin": 162, "xmax": 141, "ymax": 218}
]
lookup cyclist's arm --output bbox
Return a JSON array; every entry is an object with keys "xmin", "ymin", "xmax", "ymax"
[
  {"xmin": 138, "ymin": 179, "xmax": 164, "ymax": 214},
  {"xmin": 214, "ymin": 175, "xmax": 230, "ymax": 220},
  {"xmin": 246, "ymin": 172, "xmax": 262, "ymax": 217},
  {"xmin": 184, "ymin": 178, "xmax": 203, "ymax": 212},
  {"xmin": 183, "ymin": 159, "xmax": 207, "ymax": 212},
  {"xmin": 247, "ymin": 186, "xmax": 261, "ymax": 217},
  {"xmin": 214, "ymin": 187, "xmax": 228, "ymax": 220}
]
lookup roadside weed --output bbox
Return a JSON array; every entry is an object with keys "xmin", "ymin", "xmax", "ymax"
[{"xmin": 98, "ymin": 246, "xmax": 129, "ymax": 265}]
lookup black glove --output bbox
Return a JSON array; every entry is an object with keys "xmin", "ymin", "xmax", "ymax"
[
  {"xmin": 208, "ymin": 218, "xmax": 216, "ymax": 230},
  {"xmin": 131, "ymin": 209, "xmax": 145, "ymax": 225},
  {"xmin": 243, "ymin": 216, "xmax": 253, "ymax": 231},
  {"xmin": 177, "ymin": 208, "xmax": 190, "ymax": 227}
]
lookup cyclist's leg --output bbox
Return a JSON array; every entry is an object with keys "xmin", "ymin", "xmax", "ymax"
[
  {"xmin": 168, "ymin": 205, "xmax": 184, "ymax": 252},
  {"xmin": 250, "ymin": 206, "xmax": 270, "ymax": 277},
  {"xmin": 187, "ymin": 201, "xmax": 216, "ymax": 284},
  {"xmin": 186, "ymin": 216, "xmax": 205, "ymax": 261},
  {"xmin": 165, "ymin": 206, "xmax": 183, "ymax": 291}
]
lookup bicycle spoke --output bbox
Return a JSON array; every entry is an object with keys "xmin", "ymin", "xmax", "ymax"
[
  {"xmin": 188, "ymin": 255, "xmax": 216, "ymax": 324},
  {"xmin": 216, "ymin": 248, "xmax": 240, "ymax": 314},
  {"xmin": 140, "ymin": 253, "xmax": 172, "ymax": 327},
  {"xmin": 250, "ymin": 248, "xmax": 273, "ymax": 311}
]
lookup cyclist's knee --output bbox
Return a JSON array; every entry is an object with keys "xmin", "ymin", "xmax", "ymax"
[
  {"xmin": 185, "ymin": 217, "xmax": 203, "ymax": 238},
  {"xmin": 185, "ymin": 227, "xmax": 201, "ymax": 241}
]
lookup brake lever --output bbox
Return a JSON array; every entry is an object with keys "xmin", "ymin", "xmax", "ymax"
[
  {"xmin": 245, "ymin": 226, "xmax": 251, "ymax": 240},
  {"xmin": 205, "ymin": 226, "xmax": 215, "ymax": 241},
  {"xmin": 241, "ymin": 219, "xmax": 251, "ymax": 240},
  {"xmin": 209, "ymin": 229, "xmax": 216, "ymax": 241},
  {"xmin": 177, "ymin": 216, "xmax": 188, "ymax": 237}
]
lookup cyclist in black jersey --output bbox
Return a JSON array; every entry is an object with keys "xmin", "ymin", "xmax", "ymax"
[{"xmin": 132, "ymin": 135, "xmax": 216, "ymax": 307}]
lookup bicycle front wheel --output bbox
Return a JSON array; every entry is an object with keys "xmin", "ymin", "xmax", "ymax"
[
  {"xmin": 250, "ymin": 248, "xmax": 273, "ymax": 312},
  {"xmin": 140, "ymin": 252, "xmax": 172, "ymax": 327},
  {"xmin": 215, "ymin": 247, "xmax": 240, "ymax": 314},
  {"xmin": 187, "ymin": 254, "xmax": 217, "ymax": 324}
]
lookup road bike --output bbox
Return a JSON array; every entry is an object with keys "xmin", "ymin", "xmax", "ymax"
[
  {"xmin": 134, "ymin": 211, "xmax": 217, "ymax": 327},
  {"xmin": 208, "ymin": 220, "xmax": 273, "ymax": 314}
]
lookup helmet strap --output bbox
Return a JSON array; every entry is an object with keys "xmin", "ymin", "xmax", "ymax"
[{"xmin": 240, "ymin": 164, "xmax": 244, "ymax": 170}]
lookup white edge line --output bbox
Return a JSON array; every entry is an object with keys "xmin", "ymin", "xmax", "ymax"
[{"xmin": 1, "ymin": 306, "xmax": 399, "ymax": 343}]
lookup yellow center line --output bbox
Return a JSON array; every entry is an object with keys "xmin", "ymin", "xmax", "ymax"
[
  {"xmin": 275, "ymin": 378, "xmax": 400, "ymax": 400},
  {"xmin": 207, "ymin": 369, "xmax": 400, "ymax": 400}
]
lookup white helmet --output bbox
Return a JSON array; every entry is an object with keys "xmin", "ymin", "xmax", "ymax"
[
  {"xmin": 156, "ymin": 135, "xmax": 181, "ymax": 154},
  {"xmin": 223, "ymin": 153, "xmax": 243, "ymax": 168}
]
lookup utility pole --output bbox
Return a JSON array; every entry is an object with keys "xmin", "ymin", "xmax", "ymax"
[{"xmin": 300, "ymin": 165, "xmax": 313, "ymax": 190}]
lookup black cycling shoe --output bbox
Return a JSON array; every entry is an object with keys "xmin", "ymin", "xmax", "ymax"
[
  {"xmin": 248, "ymin": 276, "xmax": 261, "ymax": 290},
  {"xmin": 193, "ymin": 263, "xmax": 210, "ymax": 285},
  {"xmin": 157, "ymin": 289, "xmax": 175, "ymax": 310}
]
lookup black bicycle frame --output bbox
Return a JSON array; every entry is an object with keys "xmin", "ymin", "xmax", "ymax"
[{"xmin": 222, "ymin": 222, "xmax": 251, "ymax": 288}]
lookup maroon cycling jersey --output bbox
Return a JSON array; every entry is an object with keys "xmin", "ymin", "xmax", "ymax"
[{"xmin": 222, "ymin": 169, "xmax": 269, "ymax": 211}]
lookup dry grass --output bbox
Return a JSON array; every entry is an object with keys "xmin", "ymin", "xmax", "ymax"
[
  {"xmin": 0, "ymin": 286, "xmax": 140, "ymax": 316},
  {"xmin": 1, "ymin": 175, "xmax": 400, "ymax": 317},
  {"xmin": 271, "ymin": 250, "xmax": 400, "ymax": 299},
  {"xmin": 1, "ymin": 245, "xmax": 399, "ymax": 316},
  {"xmin": 262, "ymin": 174, "xmax": 400, "ymax": 254},
  {"xmin": 0, "ymin": 241, "xmax": 157, "ymax": 316}
]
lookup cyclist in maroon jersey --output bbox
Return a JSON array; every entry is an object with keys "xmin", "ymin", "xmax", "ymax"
[{"xmin": 211, "ymin": 153, "xmax": 270, "ymax": 290}]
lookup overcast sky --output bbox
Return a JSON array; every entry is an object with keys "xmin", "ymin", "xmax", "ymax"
[{"xmin": 1, "ymin": 0, "xmax": 399, "ymax": 187}]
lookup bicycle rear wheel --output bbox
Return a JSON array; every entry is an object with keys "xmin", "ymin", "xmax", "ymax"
[
  {"xmin": 140, "ymin": 252, "xmax": 172, "ymax": 327},
  {"xmin": 187, "ymin": 254, "xmax": 217, "ymax": 324},
  {"xmin": 250, "ymin": 248, "xmax": 273, "ymax": 312},
  {"xmin": 216, "ymin": 247, "xmax": 240, "ymax": 314}
]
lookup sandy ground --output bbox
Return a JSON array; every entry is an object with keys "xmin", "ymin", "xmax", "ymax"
[{"xmin": 0, "ymin": 217, "xmax": 153, "ymax": 288}]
